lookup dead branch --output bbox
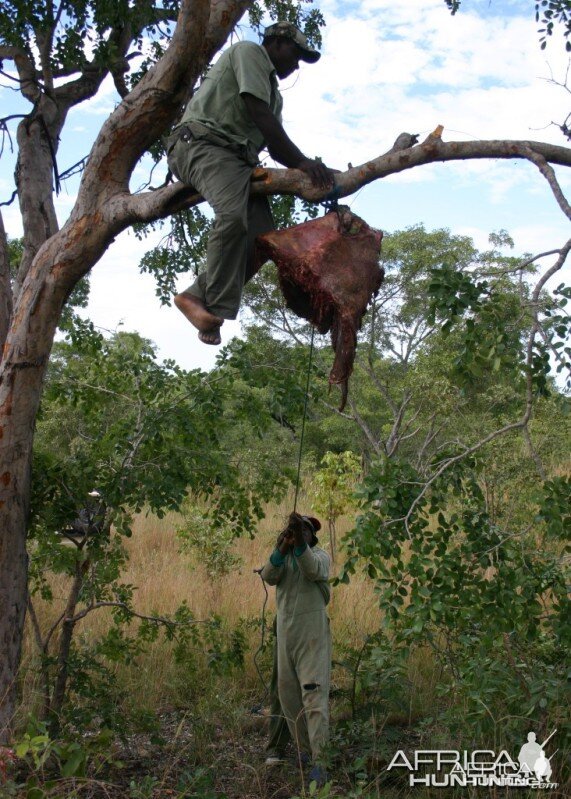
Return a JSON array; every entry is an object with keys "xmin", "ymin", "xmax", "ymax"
[{"xmin": 521, "ymin": 146, "xmax": 571, "ymax": 220}]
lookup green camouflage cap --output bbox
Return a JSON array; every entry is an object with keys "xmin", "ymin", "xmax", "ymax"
[{"xmin": 264, "ymin": 21, "xmax": 321, "ymax": 63}]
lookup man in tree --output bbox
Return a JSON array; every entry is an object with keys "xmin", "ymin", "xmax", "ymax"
[
  {"xmin": 261, "ymin": 511, "xmax": 331, "ymax": 787},
  {"xmin": 167, "ymin": 21, "xmax": 335, "ymax": 345}
]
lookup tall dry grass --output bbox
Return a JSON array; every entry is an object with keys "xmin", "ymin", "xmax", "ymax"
[{"xmin": 21, "ymin": 493, "xmax": 385, "ymax": 721}]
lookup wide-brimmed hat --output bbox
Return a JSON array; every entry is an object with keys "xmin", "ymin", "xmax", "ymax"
[{"xmin": 264, "ymin": 21, "xmax": 321, "ymax": 63}]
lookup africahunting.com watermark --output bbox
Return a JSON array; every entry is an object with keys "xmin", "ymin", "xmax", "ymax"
[{"xmin": 387, "ymin": 730, "xmax": 558, "ymax": 789}]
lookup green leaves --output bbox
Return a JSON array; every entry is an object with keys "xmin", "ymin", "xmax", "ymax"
[
  {"xmin": 248, "ymin": 1, "xmax": 326, "ymax": 48},
  {"xmin": 177, "ymin": 504, "xmax": 243, "ymax": 580},
  {"xmin": 542, "ymin": 282, "xmax": 571, "ymax": 390},
  {"xmin": 341, "ymin": 453, "xmax": 570, "ymax": 740},
  {"xmin": 0, "ymin": 1, "xmax": 179, "ymax": 75},
  {"xmin": 310, "ymin": 450, "xmax": 361, "ymax": 558},
  {"xmin": 33, "ymin": 329, "xmax": 266, "ymax": 533},
  {"xmin": 535, "ymin": 0, "xmax": 571, "ymax": 50},
  {"xmin": 536, "ymin": 475, "xmax": 571, "ymax": 540},
  {"xmin": 27, "ymin": 324, "xmax": 304, "ymax": 737},
  {"xmin": 137, "ymin": 207, "xmax": 211, "ymax": 306},
  {"xmin": 444, "ymin": 2, "xmax": 571, "ymax": 51},
  {"xmin": 428, "ymin": 264, "xmax": 488, "ymax": 333},
  {"xmin": 427, "ymin": 260, "xmax": 534, "ymax": 390}
]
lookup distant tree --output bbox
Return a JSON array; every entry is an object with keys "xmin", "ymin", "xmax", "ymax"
[
  {"xmin": 324, "ymin": 227, "xmax": 571, "ymax": 755},
  {"xmin": 310, "ymin": 450, "xmax": 361, "ymax": 563},
  {"xmin": 28, "ymin": 328, "xmax": 274, "ymax": 735},
  {"xmin": 238, "ymin": 225, "xmax": 569, "ymax": 465}
]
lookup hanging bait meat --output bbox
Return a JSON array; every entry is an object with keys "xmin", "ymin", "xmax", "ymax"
[{"xmin": 256, "ymin": 207, "xmax": 384, "ymax": 410}]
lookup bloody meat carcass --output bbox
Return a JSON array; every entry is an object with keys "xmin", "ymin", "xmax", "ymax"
[{"xmin": 255, "ymin": 207, "xmax": 384, "ymax": 410}]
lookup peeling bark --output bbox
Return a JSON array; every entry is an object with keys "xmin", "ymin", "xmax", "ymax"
[
  {"xmin": 13, "ymin": 104, "xmax": 62, "ymax": 300},
  {"xmin": 0, "ymin": 0, "xmax": 252, "ymax": 743},
  {"xmin": 0, "ymin": 212, "xmax": 11, "ymax": 351}
]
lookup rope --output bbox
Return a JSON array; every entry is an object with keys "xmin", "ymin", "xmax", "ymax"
[
  {"xmin": 252, "ymin": 328, "xmax": 316, "ymax": 707},
  {"xmin": 251, "ymin": 568, "xmax": 270, "ymax": 710},
  {"xmin": 322, "ymin": 184, "xmax": 341, "ymax": 215},
  {"xmin": 293, "ymin": 326, "xmax": 315, "ymax": 513}
]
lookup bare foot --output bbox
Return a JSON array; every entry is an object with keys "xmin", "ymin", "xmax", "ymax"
[
  {"xmin": 174, "ymin": 293, "xmax": 224, "ymax": 346},
  {"xmin": 198, "ymin": 327, "xmax": 222, "ymax": 346}
]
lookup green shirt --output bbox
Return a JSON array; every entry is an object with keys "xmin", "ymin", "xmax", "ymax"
[{"xmin": 181, "ymin": 41, "xmax": 283, "ymax": 157}]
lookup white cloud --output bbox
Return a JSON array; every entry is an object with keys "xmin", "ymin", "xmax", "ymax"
[
  {"xmin": 274, "ymin": 0, "xmax": 571, "ymax": 254},
  {"xmin": 68, "ymin": 74, "xmax": 118, "ymax": 117},
  {"xmin": 81, "ymin": 228, "xmax": 240, "ymax": 371},
  {"xmin": 2, "ymin": 203, "xmax": 24, "ymax": 238}
]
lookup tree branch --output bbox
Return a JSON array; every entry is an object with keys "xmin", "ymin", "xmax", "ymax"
[
  {"xmin": 521, "ymin": 424, "xmax": 547, "ymax": 480},
  {"xmin": 0, "ymin": 44, "xmax": 39, "ymax": 102},
  {"xmin": 69, "ymin": 600, "xmax": 210, "ymax": 628},
  {"xmin": 521, "ymin": 145, "xmax": 571, "ymax": 220},
  {"xmin": 26, "ymin": 596, "xmax": 46, "ymax": 655},
  {"xmin": 364, "ymin": 360, "xmax": 398, "ymax": 414},
  {"xmin": 35, "ymin": 0, "xmax": 59, "ymax": 93},
  {"xmin": 387, "ymin": 401, "xmax": 423, "ymax": 459},
  {"xmin": 117, "ymin": 135, "xmax": 571, "ymax": 226},
  {"xmin": 343, "ymin": 394, "xmax": 384, "ymax": 456},
  {"xmin": 537, "ymin": 321, "xmax": 570, "ymax": 370},
  {"xmin": 400, "ymin": 241, "xmax": 571, "ymax": 536},
  {"xmin": 79, "ymin": 0, "xmax": 250, "ymax": 203},
  {"xmin": 415, "ymin": 415, "xmax": 443, "ymax": 469}
]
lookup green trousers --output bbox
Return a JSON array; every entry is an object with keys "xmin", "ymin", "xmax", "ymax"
[
  {"xmin": 267, "ymin": 616, "xmax": 291, "ymax": 757},
  {"xmin": 168, "ymin": 133, "xmax": 274, "ymax": 320},
  {"xmin": 277, "ymin": 610, "xmax": 331, "ymax": 763}
]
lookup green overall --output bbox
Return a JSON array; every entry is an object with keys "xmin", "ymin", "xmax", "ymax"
[
  {"xmin": 261, "ymin": 545, "xmax": 331, "ymax": 763},
  {"xmin": 266, "ymin": 615, "xmax": 291, "ymax": 758},
  {"xmin": 167, "ymin": 41, "xmax": 283, "ymax": 319}
]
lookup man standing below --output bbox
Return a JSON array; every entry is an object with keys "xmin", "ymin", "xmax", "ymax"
[
  {"xmin": 261, "ymin": 512, "xmax": 332, "ymax": 787},
  {"xmin": 167, "ymin": 22, "xmax": 335, "ymax": 345}
]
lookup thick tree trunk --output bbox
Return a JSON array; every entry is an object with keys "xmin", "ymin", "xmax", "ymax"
[
  {"xmin": 0, "ymin": 198, "xmax": 151, "ymax": 740},
  {"xmin": 0, "ymin": 488, "xmax": 28, "ymax": 746},
  {"xmin": 0, "ymin": 212, "xmax": 11, "ymax": 350},
  {"xmin": 0, "ymin": 0, "xmax": 250, "ymax": 743},
  {"xmin": 13, "ymin": 103, "xmax": 62, "ymax": 299},
  {"xmin": 0, "ymin": 232, "xmax": 78, "ymax": 743}
]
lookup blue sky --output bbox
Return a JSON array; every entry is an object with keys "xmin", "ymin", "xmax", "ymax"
[{"xmin": 1, "ymin": 0, "xmax": 570, "ymax": 371}]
